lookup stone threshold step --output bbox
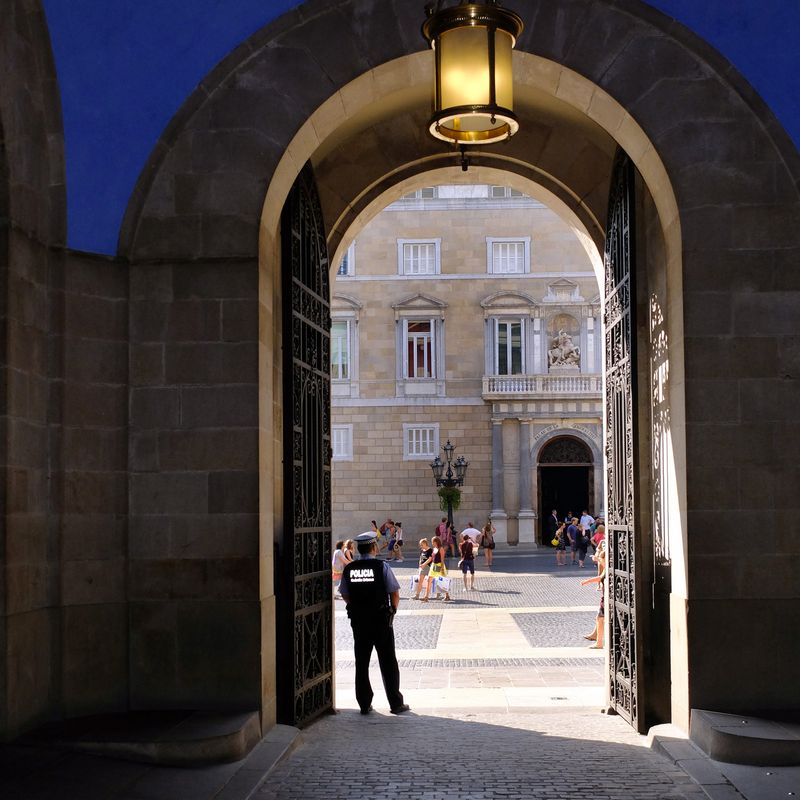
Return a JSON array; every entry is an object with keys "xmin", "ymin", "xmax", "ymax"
[
  {"xmin": 23, "ymin": 709, "xmax": 261, "ymax": 766},
  {"xmin": 690, "ymin": 709, "xmax": 800, "ymax": 766}
]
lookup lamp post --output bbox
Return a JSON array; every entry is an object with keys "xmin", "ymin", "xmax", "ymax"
[{"xmin": 430, "ymin": 439, "xmax": 470, "ymax": 528}]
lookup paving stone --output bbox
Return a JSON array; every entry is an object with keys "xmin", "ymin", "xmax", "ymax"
[
  {"xmin": 512, "ymin": 611, "xmax": 599, "ymax": 648},
  {"xmin": 255, "ymin": 711, "xmax": 702, "ymax": 800},
  {"xmin": 336, "ymin": 614, "xmax": 443, "ymax": 651}
]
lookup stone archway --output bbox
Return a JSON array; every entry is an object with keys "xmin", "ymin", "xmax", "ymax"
[{"xmin": 119, "ymin": 0, "xmax": 800, "ymax": 735}]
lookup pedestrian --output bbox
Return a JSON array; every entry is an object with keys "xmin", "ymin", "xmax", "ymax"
[
  {"xmin": 545, "ymin": 508, "xmax": 560, "ymax": 547},
  {"xmin": 554, "ymin": 523, "xmax": 568, "ymax": 566},
  {"xmin": 343, "ymin": 538, "xmax": 355, "ymax": 563},
  {"xmin": 479, "ymin": 518, "xmax": 495, "ymax": 567},
  {"xmin": 566, "ymin": 516, "xmax": 580, "ymax": 565},
  {"xmin": 579, "ymin": 509, "xmax": 595, "ymax": 534},
  {"xmin": 591, "ymin": 521, "xmax": 605, "ymax": 549},
  {"xmin": 422, "ymin": 535, "xmax": 451, "ymax": 602},
  {"xmin": 441, "ymin": 519, "xmax": 455, "ymax": 558},
  {"xmin": 575, "ymin": 519, "xmax": 590, "ymax": 567},
  {"xmin": 460, "ymin": 521, "xmax": 482, "ymax": 550},
  {"xmin": 459, "ymin": 533, "xmax": 477, "ymax": 591},
  {"xmin": 413, "ymin": 538, "xmax": 433, "ymax": 599},
  {"xmin": 371, "ymin": 519, "xmax": 387, "ymax": 555},
  {"xmin": 332, "ymin": 540, "xmax": 348, "ymax": 598},
  {"xmin": 339, "ymin": 531, "xmax": 410, "ymax": 715},
  {"xmin": 384, "ymin": 520, "xmax": 396, "ymax": 560},
  {"xmin": 392, "ymin": 521, "xmax": 405, "ymax": 561},
  {"xmin": 581, "ymin": 540, "xmax": 606, "ymax": 649}
]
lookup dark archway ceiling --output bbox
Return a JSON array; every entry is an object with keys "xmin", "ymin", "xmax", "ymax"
[{"xmin": 312, "ymin": 80, "xmax": 618, "ymax": 257}]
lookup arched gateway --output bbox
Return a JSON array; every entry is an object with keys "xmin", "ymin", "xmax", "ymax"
[
  {"xmin": 116, "ymin": 0, "xmax": 800, "ymax": 737},
  {"xmin": 2, "ymin": 0, "xmax": 798, "ymax": 746}
]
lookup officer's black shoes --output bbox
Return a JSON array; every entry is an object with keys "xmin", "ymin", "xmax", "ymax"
[
  {"xmin": 359, "ymin": 706, "xmax": 373, "ymax": 715},
  {"xmin": 390, "ymin": 704, "xmax": 410, "ymax": 715}
]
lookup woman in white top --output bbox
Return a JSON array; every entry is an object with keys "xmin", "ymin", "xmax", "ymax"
[{"xmin": 332, "ymin": 540, "xmax": 349, "ymax": 597}]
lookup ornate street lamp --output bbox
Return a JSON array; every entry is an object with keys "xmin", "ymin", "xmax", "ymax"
[
  {"xmin": 429, "ymin": 439, "xmax": 470, "ymax": 527},
  {"xmin": 422, "ymin": 0, "xmax": 524, "ymax": 146}
]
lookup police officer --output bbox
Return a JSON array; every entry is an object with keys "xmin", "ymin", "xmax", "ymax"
[{"xmin": 339, "ymin": 531, "xmax": 409, "ymax": 715}]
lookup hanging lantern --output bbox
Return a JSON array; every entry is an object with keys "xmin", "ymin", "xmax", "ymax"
[{"xmin": 422, "ymin": 1, "xmax": 524, "ymax": 145}]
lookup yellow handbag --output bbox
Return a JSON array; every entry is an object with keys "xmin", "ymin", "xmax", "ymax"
[{"xmin": 551, "ymin": 537, "xmax": 560, "ymax": 546}]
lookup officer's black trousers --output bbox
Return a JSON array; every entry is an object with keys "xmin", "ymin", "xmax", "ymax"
[{"xmin": 350, "ymin": 618, "xmax": 404, "ymax": 712}]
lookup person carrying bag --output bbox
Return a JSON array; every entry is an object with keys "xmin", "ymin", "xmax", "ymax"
[{"xmin": 422, "ymin": 536, "xmax": 451, "ymax": 602}]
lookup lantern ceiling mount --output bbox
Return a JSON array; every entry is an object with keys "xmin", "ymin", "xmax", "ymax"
[{"xmin": 422, "ymin": 0, "xmax": 524, "ymax": 146}]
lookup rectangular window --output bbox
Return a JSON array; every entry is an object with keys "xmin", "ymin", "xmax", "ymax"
[
  {"xmin": 331, "ymin": 320, "xmax": 350, "ymax": 380},
  {"xmin": 403, "ymin": 242, "xmax": 436, "ymax": 275},
  {"xmin": 403, "ymin": 423, "xmax": 439, "ymax": 459},
  {"xmin": 332, "ymin": 425, "xmax": 353, "ymax": 460},
  {"xmin": 492, "ymin": 240, "xmax": 526, "ymax": 273},
  {"xmin": 490, "ymin": 185, "xmax": 524, "ymax": 198},
  {"xmin": 487, "ymin": 237, "xmax": 530, "ymax": 274},
  {"xmin": 495, "ymin": 319, "xmax": 524, "ymax": 375},
  {"xmin": 402, "ymin": 187, "xmax": 436, "ymax": 200},
  {"xmin": 406, "ymin": 320, "xmax": 434, "ymax": 378},
  {"xmin": 336, "ymin": 242, "xmax": 355, "ymax": 276},
  {"xmin": 397, "ymin": 239, "xmax": 440, "ymax": 275}
]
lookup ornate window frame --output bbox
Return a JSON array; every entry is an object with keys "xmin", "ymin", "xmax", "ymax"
[
  {"xmin": 392, "ymin": 293, "xmax": 447, "ymax": 397},
  {"xmin": 330, "ymin": 294, "xmax": 362, "ymax": 398}
]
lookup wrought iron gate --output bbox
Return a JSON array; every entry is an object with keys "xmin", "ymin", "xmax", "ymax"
[
  {"xmin": 278, "ymin": 163, "xmax": 333, "ymax": 726},
  {"xmin": 603, "ymin": 150, "xmax": 645, "ymax": 732}
]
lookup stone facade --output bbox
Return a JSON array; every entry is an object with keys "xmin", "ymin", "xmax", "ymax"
[
  {"xmin": 1, "ymin": 0, "xmax": 798, "ymax": 747},
  {"xmin": 331, "ymin": 186, "xmax": 603, "ymax": 544}
]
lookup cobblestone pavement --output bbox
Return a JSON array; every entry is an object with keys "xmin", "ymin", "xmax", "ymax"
[
  {"xmin": 299, "ymin": 550, "xmax": 709, "ymax": 799},
  {"xmin": 380, "ymin": 559, "xmax": 599, "ymax": 608},
  {"xmin": 256, "ymin": 710, "xmax": 706, "ymax": 800},
  {"xmin": 337, "ymin": 613, "xmax": 444, "ymax": 650},
  {"xmin": 513, "ymin": 610, "xmax": 599, "ymax": 647}
]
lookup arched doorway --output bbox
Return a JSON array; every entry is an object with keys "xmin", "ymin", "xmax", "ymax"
[
  {"xmin": 538, "ymin": 436, "xmax": 594, "ymax": 543},
  {"xmin": 115, "ymin": 0, "xmax": 800, "ymax": 742}
]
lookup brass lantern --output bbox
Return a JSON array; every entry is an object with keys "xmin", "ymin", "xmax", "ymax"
[{"xmin": 422, "ymin": 0, "xmax": 524, "ymax": 145}]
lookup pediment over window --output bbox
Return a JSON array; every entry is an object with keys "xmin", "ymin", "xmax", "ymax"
[
  {"xmin": 542, "ymin": 279, "xmax": 584, "ymax": 303},
  {"xmin": 392, "ymin": 293, "xmax": 447, "ymax": 318},
  {"xmin": 480, "ymin": 290, "xmax": 537, "ymax": 312},
  {"xmin": 331, "ymin": 293, "xmax": 363, "ymax": 312}
]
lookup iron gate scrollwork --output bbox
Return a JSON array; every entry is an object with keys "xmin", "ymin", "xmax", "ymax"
[
  {"xmin": 603, "ymin": 150, "xmax": 645, "ymax": 732},
  {"xmin": 278, "ymin": 163, "xmax": 333, "ymax": 727}
]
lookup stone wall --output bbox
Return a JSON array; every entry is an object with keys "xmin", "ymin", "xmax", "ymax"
[
  {"xmin": 127, "ymin": 258, "xmax": 262, "ymax": 711},
  {"xmin": 332, "ymin": 404, "xmax": 492, "ymax": 542},
  {"xmin": 56, "ymin": 251, "xmax": 128, "ymax": 717},
  {"xmin": 0, "ymin": 0, "xmax": 65, "ymax": 738}
]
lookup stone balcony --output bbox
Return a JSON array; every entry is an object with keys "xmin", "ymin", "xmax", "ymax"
[{"xmin": 482, "ymin": 373, "xmax": 603, "ymax": 400}]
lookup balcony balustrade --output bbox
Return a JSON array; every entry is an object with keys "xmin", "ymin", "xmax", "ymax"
[{"xmin": 482, "ymin": 373, "xmax": 602, "ymax": 399}]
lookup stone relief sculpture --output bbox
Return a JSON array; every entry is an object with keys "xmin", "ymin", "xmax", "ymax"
[{"xmin": 547, "ymin": 329, "xmax": 580, "ymax": 367}]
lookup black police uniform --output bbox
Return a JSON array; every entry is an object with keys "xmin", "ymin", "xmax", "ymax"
[{"xmin": 341, "ymin": 557, "xmax": 404, "ymax": 713}]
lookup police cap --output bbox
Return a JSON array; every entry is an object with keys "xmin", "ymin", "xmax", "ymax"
[{"xmin": 355, "ymin": 531, "xmax": 377, "ymax": 546}]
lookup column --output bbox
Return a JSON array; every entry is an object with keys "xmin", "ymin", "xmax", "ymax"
[
  {"xmin": 518, "ymin": 420, "xmax": 537, "ymax": 545},
  {"xmin": 490, "ymin": 418, "xmax": 508, "ymax": 544}
]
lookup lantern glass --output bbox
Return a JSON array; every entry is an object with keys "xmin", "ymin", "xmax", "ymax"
[
  {"xmin": 439, "ymin": 26, "xmax": 490, "ymax": 109},
  {"xmin": 424, "ymin": 2, "xmax": 522, "ymax": 146},
  {"xmin": 442, "ymin": 440, "xmax": 455, "ymax": 462},
  {"xmin": 430, "ymin": 457, "xmax": 444, "ymax": 481},
  {"xmin": 494, "ymin": 28, "xmax": 514, "ymax": 109}
]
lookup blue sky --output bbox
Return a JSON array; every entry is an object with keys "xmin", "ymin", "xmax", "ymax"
[{"xmin": 41, "ymin": 0, "xmax": 800, "ymax": 254}]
